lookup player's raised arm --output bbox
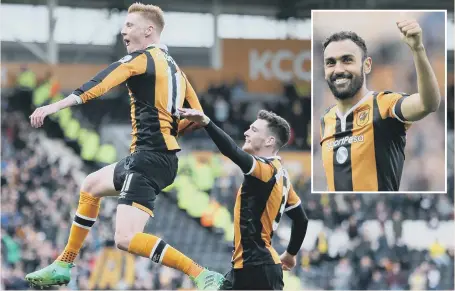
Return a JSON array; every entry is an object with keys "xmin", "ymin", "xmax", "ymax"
[
  {"xmin": 30, "ymin": 52, "xmax": 147, "ymax": 128},
  {"xmin": 395, "ymin": 19, "xmax": 441, "ymax": 121},
  {"xmin": 280, "ymin": 184, "xmax": 308, "ymax": 271},
  {"xmin": 178, "ymin": 108, "xmax": 254, "ymax": 174}
]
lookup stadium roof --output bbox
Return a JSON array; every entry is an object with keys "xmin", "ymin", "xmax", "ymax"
[{"xmin": 3, "ymin": 0, "xmax": 454, "ymax": 19}]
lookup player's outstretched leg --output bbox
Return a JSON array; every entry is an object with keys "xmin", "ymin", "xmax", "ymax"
[
  {"xmin": 25, "ymin": 163, "xmax": 119, "ymax": 288},
  {"xmin": 116, "ymin": 204, "xmax": 225, "ymax": 290}
]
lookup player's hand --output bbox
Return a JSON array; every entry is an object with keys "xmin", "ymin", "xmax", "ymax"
[
  {"xmin": 397, "ymin": 19, "xmax": 424, "ymax": 51},
  {"xmin": 178, "ymin": 119, "xmax": 204, "ymax": 136},
  {"xmin": 177, "ymin": 108, "xmax": 210, "ymax": 126},
  {"xmin": 280, "ymin": 251, "xmax": 296, "ymax": 271},
  {"xmin": 30, "ymin": 104, "xmax": 59, "ymax": 128}
]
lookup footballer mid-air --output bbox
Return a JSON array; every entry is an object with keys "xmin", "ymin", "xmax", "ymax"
[
  {"xmin": 319, "ymin": 19, "xmax": 441, "ymax": 192},
  {"xmin": 26, "ymin": 3, "xmax": 223, "ymax": 290}
]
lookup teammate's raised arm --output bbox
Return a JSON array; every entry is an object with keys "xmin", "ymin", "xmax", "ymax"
[
  {"xmin": 177, "ymin": 108, "xmax": 295, "ymax": 289},
  {"xmin": 178, "ymin": 108, "xmax": 254, "ymax": 173},
  {"xmin": 396, "ymin": 19, "xmax": 441, "ymax": 121},
  {"xmin": 179, "ymin": 108, "xmax": 292, "ymax": 183}
]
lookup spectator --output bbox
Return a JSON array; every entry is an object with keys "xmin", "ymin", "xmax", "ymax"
[
  {"xmin": 427, "ymin": 263, "xmax": 441, "ymax": 290},
  {"xmin": 393, "ymin": 238, "xmax": 410, "ymax": 270},
  {"xmin": 429, "ymin": 240, "xmax": 450, "ymax": 266},
  {"xmin": 332, "ymin": 258, "xmax": 353, "ymax": 290},
  {"xmin": 347, "ymin": 215, "xmax": 360, "ymax": 241},
  {"xmin": 409, "ymin": 264, "xmax": 428, "ymax": 290},
  {"xmin": 392, "ymin": 211, "xmax": 403, "ymax": 242},
  {"xmin": 369, "ymin": 270, "xmax": 388, "ymax": 290},
  {"xmin": 212, "ymin": 95, "xmax": 230, "ymax": 128},
  {"xmin": 329, "ymin": 226, "xmax": 349, "ymax": 257},
  {"xmin": 356, "ymin": 256, "xmax": 373, "ymax": 290},
  {"xmin": 386, "ymin": 262, "xmax": 407, "ymax": 290}
]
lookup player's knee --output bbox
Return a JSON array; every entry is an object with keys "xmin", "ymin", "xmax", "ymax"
[
  {"xmin": 114, "ymin": 230, "xmax": 135, "ymax": 251},
  {"xmin": 81, "ymin": 172, "xmax": 113, "ymax": 198},
  {"xmin": 80, "ymin": 172, "xmax": 99, "ymax": 195}
]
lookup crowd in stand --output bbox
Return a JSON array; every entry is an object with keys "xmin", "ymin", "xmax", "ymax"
[
  {"xmin": 210, "ymin": 162, "xmax": 455, "ymax": 290},
  {"xmin": 1, "ymin": 110, "xmax": 197, "ymax": 290},
  {"xmin": 291, "ymin": 193, "xmax": 454, "ymax": 290},
  {"xmin": 2, "ymin": 47, "xmax": 454, "ymax": 289},
  {"xmin": 2, "ymin": 102, "xmax": 454, "ymax": 290},
  {"xmin": 194, "ymin": 80, "xmax": 311, "ymax": 150}
]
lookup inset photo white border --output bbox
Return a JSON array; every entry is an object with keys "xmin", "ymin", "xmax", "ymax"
[{"xmin": 310, "ymin": 9, "xmax": 448, "ymax": 194}]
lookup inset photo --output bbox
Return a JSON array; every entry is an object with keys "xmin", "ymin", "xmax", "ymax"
[{"xmin": 311, "ymin": 10, "xmax": 447, "ymax": 193}]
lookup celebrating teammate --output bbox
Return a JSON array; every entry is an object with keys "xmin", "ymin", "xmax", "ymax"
[
  {"xmin": 26, "ymin": 3, "xmax": 223, "ymax": 289},
  {"xmin": 179, "ymin": 108, "xmax": 309, "ymax": 290},
  {"xmin": 320, "ymin": 19, "xmax": 441, "ymax": 192}
]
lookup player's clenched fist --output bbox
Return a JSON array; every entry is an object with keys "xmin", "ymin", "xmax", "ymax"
[
  {"xmin": 29, "ymin": 104, "xmax": 59, "ymax": 128},
  {"xmin": 397, "ymin": 19, "xmax": 424, "ymax": 51},
  {"xmin": 280, "ymin": 252, "xmax": 296, "ymax": 271}
]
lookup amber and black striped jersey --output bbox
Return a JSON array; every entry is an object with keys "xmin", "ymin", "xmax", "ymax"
[
  {"xmin": 320, "ymin": 91, "xmax": 412, "ymax": 192},
  {"xmin": 201, "ymin": 121, "xmax": 304, "ymax": 269},
  {"xmin": 231, "ymin": 156, "xmax": 301, "ymax": 269},
  {"xmin": 73, "ymin": 44, "xmax": 202, "ymax": 153}
]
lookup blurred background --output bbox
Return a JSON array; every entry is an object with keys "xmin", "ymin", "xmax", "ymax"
[
  {"xmin": 312, "ymin": 11, "xmax": 448, "ymax": 192},
  {"xmin": 1, "ymin": 0, "xmax": 454, "ymax": 290}
]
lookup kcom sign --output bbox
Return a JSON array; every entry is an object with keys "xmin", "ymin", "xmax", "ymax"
[
  {"xmin": 222, "ymin": 39, "xmax": 311, "ymax": 93},
  {"xmin": 249, "ymin": 49, "xmax": 311, "ymax": 82}
]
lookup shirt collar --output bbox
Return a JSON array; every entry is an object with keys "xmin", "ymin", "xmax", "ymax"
[
  {"xmin": 146, "ymin": 43, "xmax": 168, "ymax": 51},
  {"xmin": 265, "ymin": 156, "xmax": 281, "ymax": 160}
]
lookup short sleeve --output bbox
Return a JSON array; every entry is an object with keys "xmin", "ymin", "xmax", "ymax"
[{"xmin": 376, "ymin": 91, "xmax": 411, "ymax": 124}]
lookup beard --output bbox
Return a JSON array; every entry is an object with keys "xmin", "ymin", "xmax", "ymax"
[{"xmin": 327, "ymin": 66, "xmax": 364, "ymax": 100}]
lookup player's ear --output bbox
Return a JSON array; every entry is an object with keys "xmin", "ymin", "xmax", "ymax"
[
  {"xmin": 266, "ymin": 136, "xmax": 276, "ymax": 147},
  {"xmin": 145, "ymin": 25, "xmax": 153, "ymax": 37},
  {"xmin": 363, "ymin": 57, "xmax": 372, "ymax": 75}
]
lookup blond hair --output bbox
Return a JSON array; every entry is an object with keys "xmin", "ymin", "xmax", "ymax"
[{"xmin": 128, "ymin": 2, "xmax": 165, "ymax": 33}]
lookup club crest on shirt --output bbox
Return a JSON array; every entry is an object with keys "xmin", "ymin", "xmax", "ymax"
[
  {"xmin": 356, "ymin": 107, "xmax": 370, "ymax": 127},
  {"xmin": 118, "ymin": 55, "xmax": 133, "ymax": 63}
]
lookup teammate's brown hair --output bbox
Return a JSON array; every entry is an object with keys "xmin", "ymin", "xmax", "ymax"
[
  {"xmin": 128, "ymin": 2, "xmax": 165, "ymax": 33},
  {"xmin": 257, "ymin": 110, "xmax": 291, "ymax": 149}
]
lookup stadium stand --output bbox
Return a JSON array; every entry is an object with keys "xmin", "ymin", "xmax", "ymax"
[{"xmin": 1, "ymin": 89, "xmax": 454, "ymax": 289}]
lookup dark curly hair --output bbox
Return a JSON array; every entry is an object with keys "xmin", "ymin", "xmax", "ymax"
[{"xmin": 323, "ymin": 31, "xmax": 368, "ymax": 60}]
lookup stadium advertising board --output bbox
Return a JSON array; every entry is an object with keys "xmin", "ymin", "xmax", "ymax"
[
  {"xmin": 184, "ymin": 39, "xmax": 311, "ymax": 93},
  {"xmin": 3, "ymin": 39, "xmax": 311, "ymax": 94},
  {"xmin": 223, "ymin": 39, "xmax": 311, "ymax": 92}
]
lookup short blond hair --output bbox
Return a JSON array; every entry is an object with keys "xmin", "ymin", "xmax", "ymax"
[{"xmin": 128, "ymin": 2, "xmax": 165, "ymax": 33}]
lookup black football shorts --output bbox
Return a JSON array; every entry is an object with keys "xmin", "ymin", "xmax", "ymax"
[
  {"xmin": 113, "ymin": 150, "xmax": 178, "ymax": 216},
  {"xmin": 220, "ymin": 264, "xmax": 284, "ymax": 290}
]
